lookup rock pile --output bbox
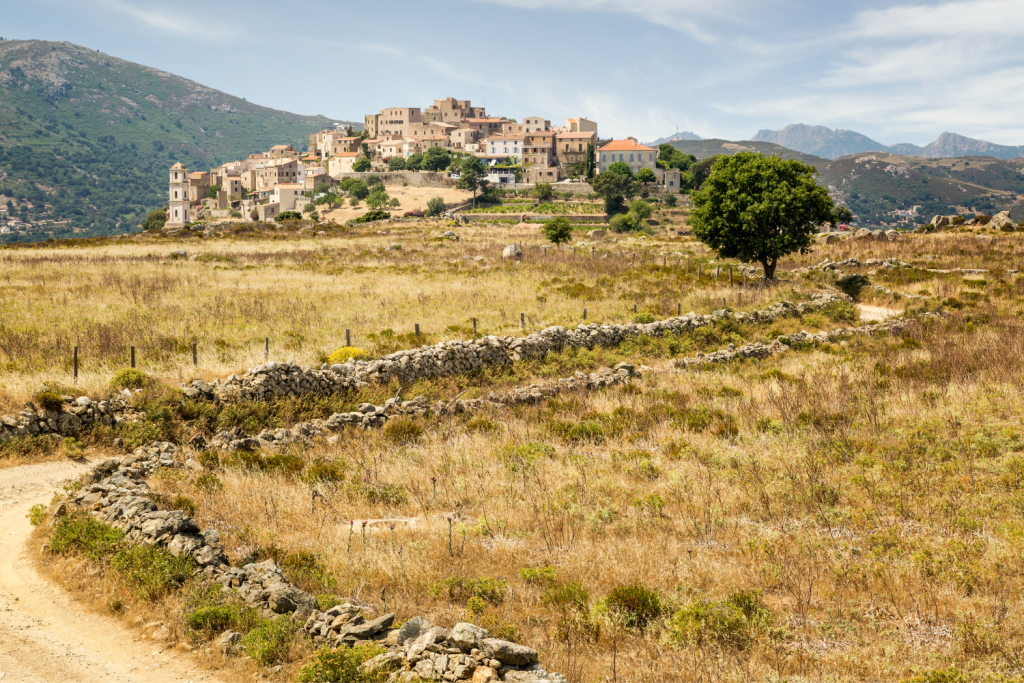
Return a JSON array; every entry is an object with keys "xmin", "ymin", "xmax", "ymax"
[
  {"xmin": 61, "ymin": 443, "xmax": 566, "ymax": 682},
  {"xmin": 204, "ymin": 364, "xmax": 639, "ymax": 452},
  {"xmin": 188, "ymin": 294, "xmax": 844, "ymax": 406},
  {"xmin": 0, "ymin": 394, "xmax": 136, "ymax": 441}
]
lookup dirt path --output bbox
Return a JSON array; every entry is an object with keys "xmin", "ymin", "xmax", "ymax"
[
  {"xmin": 857, "ymin": 304, "xmax": 901, "ymax": 322},
  {"xmin": 0, "ymin": 458, "xmax": 224, "ymax": 683}
]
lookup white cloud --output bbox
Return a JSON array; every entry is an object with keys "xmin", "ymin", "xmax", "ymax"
[
  {"xmin": 851, "ymin": 0, "xmax": 1024, "ymax": 39},
  {"xmin": 97, "ymin": 0, "xmax": 238, "ymax": 39}
]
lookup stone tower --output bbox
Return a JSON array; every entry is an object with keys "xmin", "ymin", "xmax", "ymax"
[{"xmin": 166, "ymin": 162, "xmax": 190, "ymax": 228}]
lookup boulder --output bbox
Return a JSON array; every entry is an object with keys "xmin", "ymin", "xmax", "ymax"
[
  {"xmin": 854, "ymin": 228, "xmax": 873, "ymax": 240},
  {"xmin": 481, "ymin": 638, "xmax": 539, "ymax": 666},
  {"xmin": 388, "ymin": 243, "xmax": 402, "ymax": 251},
  {"xmin": 217, "ymin": 630, "xmax": 242, "ymax": 653},
  {"xmin": 502, "ymin": 244, "xmax": 523, "ymax": 261},
  {"xmin": 931, "ymin": 215, "xmax": 949, "ymax": 230},
  {"xmin": 449, "ymin": 622, "xmax": 491, "ymax": 650},
  {"xmin": 473, "ymin": 667, "xmax": 500, "ymax": 683},
  {"xmin": 396, "ymin": 615, "xmax": 431, "ymax": 645},
  {"xmin": 343, "ymin": 612, "xmax": 395, "ymax": 639},
  {"xmin": 884, "ymin": 230, "xmax": 899, "ymax": 241},
  {"xmin": 587, "ymin": 229, "xmax": 606, "ymax": 239},
  {"xmin": 268, "ymin": 585, "xmax": 317, "ymax": 614},
  {"xmin": 817, "ymin": 233, "xmax": 839, "ymax": 244}
]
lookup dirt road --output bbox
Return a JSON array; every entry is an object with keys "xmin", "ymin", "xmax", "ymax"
[{"xmin": 0, "ymin": 459, "xmax": 224, "ymax": 683}]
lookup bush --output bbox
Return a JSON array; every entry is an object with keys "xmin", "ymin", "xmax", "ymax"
[
  {"xmin": 628, "ymin": 200, "xmax": 653, "ymax": 220},
  {"xmin": 36, "ymin": 391, "xmax": 63, "ymax": 411},
  {"xmin": 633, "ymin": 312, "xmax": 655, "ymax": 324},
  {"xmin": 27, "ymin": 503, "xmax": 47, "ymax": 526},
  {"xmin": 429, "ymin": 576, "xmax": 508, "ymax": 605},
  {"xmin": 182, "ymin": 584, "xmax": 261, "ymax": 641},
  {"xmin": 327, "ymin": 346, "xmax": 369, "ymax": 364},
  {"xmin": 542, "ymin": 217, "xmax": 573, "ymax": 245},
  {"xmin": 49, "ymin": 513, "xmax": 124, "ymax": 560},
  {"xmin": 665, "ymin": 590, "xmax": 772, "ymax": 650},
  {"xmin": 295, "ymin": 643, "xmax": 389, "ymax": 683},
  {"xmin": 533, "ymin": 183, "xmax": 554, "ymax": 202},
  {"xmin": 664, "ymin": 194, "xmax": 678, "ymax": 207},
  {"xmin": 609, "ymin": 212, "xmax": 640, "ymax": 233},
  {"xmin": 836, "ymin": 274, "xmax": 871, "ymax": 301},
  {"xmin": 403, "ymin": 209, "xmax": 424, "ymax": 217},
  {"xmin": 382, "ymin": 418, "xmax": 423, "ymax": 444},
  {"xmin": 542, "ymin": 581, "xmax": 589, "ymax": 612},
  {"xmin": 230, "ymin": 211, "xmax": 242, "ymax": 218},
  {"xmin": 606, "ymin": 584, "xmax": 665, "ymax": 629},
  {"xmin": 302, "ymin": 459, "xmax": 346, "ymax": 483},
  {"xmin": 241, "ymin": 616, "xmax": 299, "ymax": 665},
  {"xmin": 519, "ymin": 566, "xmax": 557, "ymax": 586},
  {"xmin": 425, "ymin": 197, "xmax": 446, "ymax": 217},
  {"xmin": 110, "ymin": 545, "xmax": 196, "ymax": 601},
  {"xmin": 195, "ymin": 473, "xmax": 223, "ymax": 491},
  {"xmin": 109, "ymin": 368, "xmax": 149, "ymax": 391},
  {"xmin": 349, "ymin": 210, "xmax": 390, "ymax": 225},
  {"xmin": 275, "ymin": 210, "xmax": 302, "ymax": 222}
]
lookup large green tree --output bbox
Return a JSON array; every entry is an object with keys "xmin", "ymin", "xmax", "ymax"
[
  {"xmin": 422, "ymin": 147, "xmax": 451, "ymax": 172},
  {"xmin": 690, "ymin": 152, "xmax": 835, "ymax": 279},
  {"xmin": 457, "ymin": 156, "xmax": 487, "ymax": 208},
  {"xmin": 591, "ymin": 172, "xmax": 636, "ymax": 215}
]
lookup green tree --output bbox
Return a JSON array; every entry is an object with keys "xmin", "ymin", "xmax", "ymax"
[
  {"xmin": 365, "ymin": 187, "xmax": 391, "ymax": 210},
  {"xmin": 275, "ymin": 210, "xmax": 302, "ymax": 222},
  {"xmin": 141, "ymin": 207, "xmax": 166, "ymax": 231},
  {"xmin": 423, "ymin": 147, "xmax": 451, "ymax": 172},
  {"xmin": 406, "ymin": 153, "xmax": 424, "ymax": 171},
  {"xmin": 567, "ymin": 162, "xmax": 586, "ymax": 181},
  {"xmin": 457, "ymin": 156, "xmax": 487, "ymax": 208},
  {"xmin": 341, "ymin": 179, "xmax": 369, "ymax": 200},
  {"xmin": 387, "ymin": 157, "xmax": 406, "ymax": 171},
  {"xmin": 628, "ymin": 199, "xmax": 652, "ymax": 220},
  {"xmin": 542, "ymin": 217, "xmax": 573, "ymax": 244},
  {"xmin": 690, "ymin": 155, "xmax": 721, "ymax": 190},
  {"xmin": 591, "ymin": 172, "xmax": 635, "ymax": 215},
  {"xmin": 636, "ymin": 167, "xmax": 657, "ymax": 186},
  {"xmin": 425, "ymin": 197, "xmax": 446, "ymax": 217},
  {"xmin": 533, "ymin": 182, "xmax": 553, "ymax": 202},
  {"xmin": 353, "ymin": 156, "xmax": 371, "ymax": 172},
  {"xmin": 658, "ymin": 144, "xmax": 696, "ymax": 172},
  {"xmin": 206, "ymin": 184, "xmax": 221, "ymax": 199},
  {"xmin": 607, "ymin": 161, "xmax": 634, "ymax": 178},
  {"xmin": 690, "ymin": 152, "xmax": 835, "ymax": 279},
  {"xmin": 832, "ymin": 205, "xmax": 854, "ymax": 226}
]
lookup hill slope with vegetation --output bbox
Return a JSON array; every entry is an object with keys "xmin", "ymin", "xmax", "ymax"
[{"xmin": 0, "ymin": 39, "xmax": 357, "ymax": 242}]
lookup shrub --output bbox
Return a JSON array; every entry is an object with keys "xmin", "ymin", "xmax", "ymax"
[
  {"xmin": 496, "ymin": 442, "xmax": 556, "ymax": 471},
  {"xmin": 836, "ymin": 274, "xmax": 871, "ymax": 301},
  {"xmin": 195, "ymin": 473, "xmax": 222, "ymax": 491},
  {"xmin": 542, "ymin": 581, "xmax": 590, "ymax": 612},
  {"xmin": 664, "ymin": 193, "xmax": 678, "ymax": 207},
  {"xmin": 295, "ymin": 643, "xmax": 389, "ymax": 683},
  {"xmin": 111, "ymin": 545, "xmax": 196, "ymax": 601},
  {"xmin": 480, "ymin": 615, "xmax": 523, "ymax": 643},
  {"xmin": 403, "ymin": 209, "xmax": 424, "ymax": 217},
  {"xmin": 241, "ymin": 616, "xmax": 299, "ymax": 665},
  {"xmin": 628, "ymin": 200, "xmax": 653, "ymax": 220},
  {"xmin": 49, "ymin": 513, "xmax": 124, "ymax": 560},
  {"xmin": 606, "ymin": 583, "xmax": 665, "ymax": 629},
  {"xmin": 327, "ymin": 346, "xmax": 369, "ymax": 364},
  {"xmin": 633, "ymin": 312, "xmax": 655, "ymax": 324},
  {"xmin": 302, "ymin": 459, "xmax": 346, "ymax": 483},
  {"xmin": 349, "ymin": 210, "xmax": 390, "ymax": 225},
  {"xmin": 182, "ymin": 585, "xmax": 260, "ymax": 641},
  {"xmin": 36, "ymin": 391, "xmax": 63, "ymax": 411},
  {"xmin": 27, "ymin": 504, "xmax": 47, "ymax": 526},
  {"xmin": 822, "ymin": 301, "xmax": 858, "ymax": 323},
  {"xmin": 109, "ymin": 368, "xmax": 149, "ymax": 391},
  {"xmin": 425, "ymin": 197, "xmax": 446, "ymax": 217},
  {"xmin": 429, "ymin": 576, "xmax": 508, "ymax": 605},
  {"xmin": 665, "ymin": 590, "xmax": 773, "ymax": 650},
  {"xmin": 542, "ymin": 217, "xmax": 573, "ymax": 245},
  {"xmin": 382, "ymin": 418, "xmax": 423, "ymax": 444},
  {"xmin": 230, "ymin": 211, "xmax": 242, "ymax": 218},
  {"xmin": 275, "ymin": 210, "xmax": 302, "ymax": 222},
  {"xmin": 519, "ymin": 566, "xmax": 557, "ymax": 586}
]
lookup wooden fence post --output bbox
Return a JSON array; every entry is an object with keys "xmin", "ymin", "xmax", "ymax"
[
  {"xmin": 678, "ymin": 303, "xmax": 681, "ymax": 316},
  {"xmin": 74, "ymin": 346, "xmax": 78, "ymax": 384},
  {"xmin": 192, "ymin": 342, "xmax": 197, "ymax": 367},
  {"xmin": 472, "ymin": 318, "xmax": 477, "ymax": 336},
  {"xmin": 265, "ymin": 337, "xmax": 269, "ymax": 360},
  {"xmin": 730, "ymin": 267, "xmax": 733, "ymax": 286},
  {"xmin": 415, "ymin": 324, "xmax": 421, "ymax": 338},
  {"xmin": 131, "ymin": 346, "xmax": 136, "ymax": 369},
  {"xmin": 520, "ymin": 313, "xmax": 525, "ymax": 330}
]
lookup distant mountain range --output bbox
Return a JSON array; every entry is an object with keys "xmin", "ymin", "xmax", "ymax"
[
  {"xmin": 0, "ymin": 39, "xmax": 357, "ymax": 241},
  {"xmin": 751, "ymin": 124, "xmax": 1024, "ymax": 160},
  {"xmin": 647, "ymin": 132, "xmax": 703, "ymax": 146}
]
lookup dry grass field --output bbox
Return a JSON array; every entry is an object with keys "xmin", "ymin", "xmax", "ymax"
[{"xmin": 10, "ymin": 218, "xmax": 1024, "ymax": 683}]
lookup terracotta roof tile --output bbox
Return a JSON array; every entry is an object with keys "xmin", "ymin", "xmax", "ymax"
[{"xmin": 599, "ymin": 139, "xmax": 655, "ymax": 152}]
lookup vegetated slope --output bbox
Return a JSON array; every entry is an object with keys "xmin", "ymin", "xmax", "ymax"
[
  {"xmin": 753, "ymin": 124, "xmax": 1024, "ymax": 161},
  {"xmin": 817, "ymin": 153, "xmax": 1024, "ymax": 226},
  {"xmin": 668, "ymin": 138, "xmax": 1024, "ymax": 226},
  {"xmin": 0, "ymin": 39, "xmax": 358, "ymax": 242}
]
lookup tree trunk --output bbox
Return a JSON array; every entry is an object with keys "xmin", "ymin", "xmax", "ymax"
[{"xmin": 760, "ymin": 258, "xmax": 777, "ymax": 280}]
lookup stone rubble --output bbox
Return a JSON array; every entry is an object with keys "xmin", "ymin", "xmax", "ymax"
[
  {"xmin": 0, "ymin": 394, "xmax": 138, "ymax": 442},
  {"xmin": 60, "ymin": 442, "xmax": 566, "ymax": 683}
]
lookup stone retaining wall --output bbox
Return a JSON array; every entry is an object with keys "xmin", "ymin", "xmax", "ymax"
[{"xmin": 331, "ymin": 172, "xmax": 456, "ymax": 189}]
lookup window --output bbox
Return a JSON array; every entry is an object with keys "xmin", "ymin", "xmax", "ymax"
[
  {"xmin": 630, "ymin": 154, "xmax": 634, "ymax": 162},
  {"xmin": 601, "ymin": 154, "xmax": 606, "ymax": 161}
]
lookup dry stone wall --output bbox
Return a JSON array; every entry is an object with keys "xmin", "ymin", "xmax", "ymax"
[
  {"xmin": 61, "ymin": 443, "xmax": 565, "ymax": 683},
  {"xmin": 0, "ymin": 394, "xmax": 136, "ymax": 442},
  {"xmin": 188, "ymin": 293, "xmax": 846, "ymax": 405}
]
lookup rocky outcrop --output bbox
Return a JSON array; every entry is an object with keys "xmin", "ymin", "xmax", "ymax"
[{"xmin": 0, "ymin": 394, "xmax": 136, "ymax": 441}]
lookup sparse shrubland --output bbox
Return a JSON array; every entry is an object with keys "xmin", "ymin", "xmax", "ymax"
[{"xmin": 18, "ymin": 222, "xmax": 1024, "ymax": 682}]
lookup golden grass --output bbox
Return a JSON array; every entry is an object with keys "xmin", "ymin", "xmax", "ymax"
[{"xmin": 22, "ymin": 224, "xmax": 1024, "ymax": 682}]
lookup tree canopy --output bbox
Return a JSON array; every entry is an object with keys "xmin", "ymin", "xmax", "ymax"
[
  {"xmin": 636, "ymin": 167, "xmax": 657, "ymax": 185},
  {"xmin": 353, "ymin": 156, "xmax": 371, "ymax": 172},
  {"xmin": 690, "ymin": 152, "xmax": 835, "ymax": 279},
  {"xmin": 423, "ymin": 147, "xmax": 451, "ymax": 172},
  {"xmin": 387, "ymin": 157, "xmax": 406, "ymax": 171},
  {"xmin": 690, "ymin": 155, "xmax": 721, "ymax": 190},
  {"xmin": 542, "ymin": 217, "xmax": 573, "ymax": 244},
  {"xmin": 607, "ymin": 161, "xmax": 633, "ymax": 178},
  {"xmin": 591, "ymin": 172, "xmax": 635, "ymax": 215},
  {"xmin": 658, "ymin": 144, "xmax": 696, "ymax": 172},
  {"xmin": 456, "ymin": 156, "xmax": 488, "ymax": 207}
]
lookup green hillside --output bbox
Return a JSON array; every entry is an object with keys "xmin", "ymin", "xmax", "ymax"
[
  {"xmin": 0, "ymin": 39, "xmax": 357, "ymax": 242},
  {"xmin": 667, "ymin": 139, "xmax": 1024, "ymax": 226}
]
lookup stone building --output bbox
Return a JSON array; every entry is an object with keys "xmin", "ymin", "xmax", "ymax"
[{"xmin": 167, "ymin": 162, "xmax": 190, "ymax": 228}]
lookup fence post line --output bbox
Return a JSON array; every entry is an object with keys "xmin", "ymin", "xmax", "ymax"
[
  {"xmin": 730, "ymin": 267, "xmax": 734, "ymax": 286},
  {"xmin": 698, "ymin": 263, "xmax": 702, "ymax": 279},
  {"xmin": 192, "ymin": 342, "xmax": 197, "ymax": 367},
  {"xmin": 633, "ymin": 304, "xmax": 637, "ymax": 314},
  {"xmin": 520, "ymin": 312, "xmax": 525, "ymax": 330},
  {"xmin": 346, "ymin": 329, "xmax": 351, "ymax": 347},
  {"xmin": 74, "ymin": 346, "xmax": 78, "ymax": 384},
  {"xmin": 716, "ymin": 265, "xmax": 720, "ymax": 281},
  {"xmin": 686, "ymin": 259, "xmax": 690, "ymax": 275},
  {"xmin": 583, "ymin": 308, "xmax": 587, "ymax": 321},
  {"xmin": 472, "ymin": 318, "xmax": 477, "ymax": 336},
  {"xmin": 265, "ymin": 337, "xmax": 269, "ymax": 360},
  {"xmin": 415, "ymin": 324, "xmax": 421, "ymax": 338},
  {"xmin": 678, "ymin": 303, "xmax": 681, "ymax": 316},
  {"xmin": 130, "ymin": 345, "xmax": 136, "ymax": 369}
]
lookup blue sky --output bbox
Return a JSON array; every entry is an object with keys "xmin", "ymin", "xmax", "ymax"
[{"xmin": 5, "ymin": 0, "xmax": 1024, "ymax": 146}]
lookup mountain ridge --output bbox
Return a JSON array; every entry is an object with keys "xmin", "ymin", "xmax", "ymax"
[{"xmin": 752, "ymin": 124, "xmax": 1024, "ymax": 160}]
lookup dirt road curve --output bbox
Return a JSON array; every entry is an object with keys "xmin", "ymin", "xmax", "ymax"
[{"xmin": 0, "ymin": 459, "xmax": 224, "ymax": 683}]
